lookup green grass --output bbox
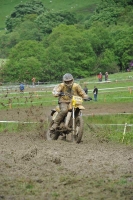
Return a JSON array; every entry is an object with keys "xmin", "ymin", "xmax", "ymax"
[
  {"xmin": 81, "ymin": 71, "xmax": 133, "ymax": 82},
  {"xmin": 84, "ymin": 114, "xmax": 133, "ymax": 145},
  {"xmin": 85, "ymin": 114, "xmax": 133, "ymax": 125},
  {"xmin": 0, "ymin": 72, "xmax": 133, "ymax": 145},
  {"xmin": 85, "ymin": 124, "xmax": 133, "ymax": 145},
  {"xmin": 0, "ymin": 0, "xmax": 99, "ymax": 29},
  {"xmin": 80, "ymin": 71, "xmax": 133, "ymax": 85},
  {"xmin": 0, "ymin": 73, "xmax": 133, "ymax": 111},
  {"xmin": 0, "ymin": 122, "xmax": 36, "ymax": 133},
  {"xmin": 0, "ymin": 91, "xmax": 57, "ymax": 110},
  {"xmin": 0, "ymin": 72, "xmax": 133, "ymax": 109},
  {"xmin": 0, "ymin": 86, "xmax": 133, "ymax": 110}
]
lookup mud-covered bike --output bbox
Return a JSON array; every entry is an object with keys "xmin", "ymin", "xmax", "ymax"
[{"xmin": 46, "ymin": 93, "xmax": 85, "ymax": 143}]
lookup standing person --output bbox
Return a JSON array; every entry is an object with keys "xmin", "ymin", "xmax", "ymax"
[
  {"xmin": 93, "ymin": 86, "xmax": 98, "ymax": 101},
  {"xmin": 98, "ymin": 72, "xmax": 102, "ymax": 82},
  {"xmin": 83, "ymin": 85, "xmax": 88, "ymax": 94},
  {"xmin": 105, "ymin": 72, "xmax": 108, "ymax": 81},
  {"xmin": 32, "ymin": 77, "xmax": 36, "ymax": 86},
  {"xmin": 50, "ymin": 73, "xmax": 88, "ymax": 132},
  {"xmin": 100, "ymin": 72, "xmax": 102, "ymax": 81},
  {"xmin": 19, "ymin": 82, "xmax": 24, "ymax": 93}
]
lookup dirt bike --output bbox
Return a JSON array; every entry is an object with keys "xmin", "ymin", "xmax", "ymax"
[{"xmin": 46, "ymin": 93, "xmax": 85, "ymax": 143}]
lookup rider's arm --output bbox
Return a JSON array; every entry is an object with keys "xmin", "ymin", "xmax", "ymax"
[{"xmin": 52, "ymin": 84, "xmax": 63, "ymax": 97}]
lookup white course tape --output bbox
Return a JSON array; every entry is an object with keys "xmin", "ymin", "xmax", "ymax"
[
  {"xmin": 0, "ymin": 121, "xmax": 133, "ymax": 127},
  {"xmin": 83, "ymin": 113, "xmax": 133, "ymax": 116},
  {"xmin": 0, "ymin": 121, "xmax": 38, "ymax": 123},
  {"xmin": 90, "ymin": 124, "xmax": 133, "ymax": 127}
]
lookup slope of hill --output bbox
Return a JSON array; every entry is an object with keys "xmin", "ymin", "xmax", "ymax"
[{"xmin": 0, "ymin": 0, "xmax": 99, "ymax": 30}]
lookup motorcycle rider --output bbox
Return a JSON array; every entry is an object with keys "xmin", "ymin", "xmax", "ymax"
[{"xmin": 50, "ymin": 73, "xmax": 88, "ymax": 132}]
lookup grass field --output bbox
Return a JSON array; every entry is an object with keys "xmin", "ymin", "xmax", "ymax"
[
  {"xmin": 0, "ymin": 71, "xmax": 133, "ymax": 144},
  {"xmin": 0, "ymin": 71, "xmax": 133, "ymax": 107},
  {"xmin": 0, "ymin": 72, "xmax": 133, "ymax": 109},
  {"xmin": 0, "ymin": 0, "xmax": 99, "ymax": 29}
]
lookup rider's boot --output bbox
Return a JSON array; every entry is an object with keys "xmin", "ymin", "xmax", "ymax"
[
  {"xmin": 60, "ymin": 135, "xmax": 66, "ymax": 141},
  {"xmin": 50, "ymin": 109, "xmax": 67, "ymax": 133},
  {"xmin": 50, "ymin": 112, "xmax": 63, "ymax": 133}
]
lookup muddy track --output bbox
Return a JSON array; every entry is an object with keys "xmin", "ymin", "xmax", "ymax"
[
  {"xmin": 0, "ymin": 102, "xmax": 133, "ymax": 199},
  {"xmin": 0, "ymin": 102, "xmax": 133, "ymax": 122},
  {"xmin": 0, "ymin": 131, "xmax": 133, "ymax": 200}
]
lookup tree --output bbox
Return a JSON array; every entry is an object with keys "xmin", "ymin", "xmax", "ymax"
[
  {"xmin": 42, "ymin": 24, "xmax": 96, "ymax": 80},
  {"xmin": 113, "ymin": 0, "xmax": 133, "ymax": 6},
  {"xmin": 83, "ymin": 24, "xmax": 118, "ymax": 73},
  {"xmin": 85, "ymin": 0, "xmax": 133, "ymax": 27},
  {"xmin": 112, "ymin": 25, "xmax": 133, "ymax": 71},
  {"xmin": 99, "ymin": 49, "xmax": 119, "ymax": 73},
  {"xmin": 5, "ymin": 0, "xmax": 46, "ymax": 32},
  {"xmin": 86, "ymin": 6, "xmax": 124, "ymax": 27},
  {"xmin": 19, "ymin": 21, "xmax": 44, "ymax": 41},
  {"xmin": 35, "ymin": 11, "xmax": 77, "ymax": 35},
  {"xmin": 0, "ymin": 32, "xmax": 20, "ymax": 58},
  {"xmin": 2, "ymin": 40, "xmax": 46, "ymax": 82}
]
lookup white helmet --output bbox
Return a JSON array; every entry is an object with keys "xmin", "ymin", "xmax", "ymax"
[{"xmin": 63, "ymin": 73, "xmax": 74, "ymax": 87}]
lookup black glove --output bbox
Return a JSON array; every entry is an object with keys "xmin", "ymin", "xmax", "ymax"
[
  {"xmin": 59, "ymin": 92, "xmax": 65, "ymax": 96},
  {"xmin": 83, "ymin": 97, "xmax": 92, "ymax": 101}
]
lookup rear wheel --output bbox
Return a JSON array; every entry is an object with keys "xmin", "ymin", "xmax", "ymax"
[
  {"xmin": 46, "ymin": 120, "xmax": 59, "ymax": 140},
  {"xmin": 74, "ymin": 116, "xmax": 83, "ymax": 143}
]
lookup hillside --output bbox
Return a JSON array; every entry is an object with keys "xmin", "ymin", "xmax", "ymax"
[
  {"xmin": 0, "ymin": 0, "xmax": 132, "ymax": 82},
  {"xmin": 0, "ymin": 0, "xmax": 99, "ymax": 30}
]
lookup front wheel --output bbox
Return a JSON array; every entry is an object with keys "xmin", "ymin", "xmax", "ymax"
[
  {"xmin": 46, "ymin": 120, "xmax": 59, "ymax": 140},
  {"xmin": 73, "ymin": 116, "xmax": 84, "ymax": 143}
]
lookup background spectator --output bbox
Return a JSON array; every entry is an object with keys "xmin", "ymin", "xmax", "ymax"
[
  {"xmin": 19, "ymin": 83, "xmax": 24, "ymax": 92},
  {"xmin": 83, "ymin": 85, "xmax": 88, "ymax": 94},
  {"xmin": 32, "ymin": 77, "xmax": 36, "ymax": 86},
  {"xmin": 98, "ymin": 72, "xmax": 102, "ymax": 82},
  {"xmin": 93, "ymin": 86, "xmax": 98, "ymax": 101},
  {"xmin": 105, "ymin": 72, "xmax": 108, "ymax": 81}
]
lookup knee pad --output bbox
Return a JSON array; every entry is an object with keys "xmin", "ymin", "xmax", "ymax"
[{"xmin": 61, "ymin": 108, "xmax": 68, "ymax": 116}]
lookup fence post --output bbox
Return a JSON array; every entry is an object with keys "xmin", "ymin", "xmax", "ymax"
[{"xmin": 122, "ymin": 123, "xmax": 127, "ymax": 143}]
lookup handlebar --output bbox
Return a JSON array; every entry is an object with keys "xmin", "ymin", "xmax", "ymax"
[
  {"xmin": 59, "ymin": 92, "xmax": 72, "ymax": 98},
  {"xmin": 59, "ymin": 92, "xmax": 89, "ymax": 100}
]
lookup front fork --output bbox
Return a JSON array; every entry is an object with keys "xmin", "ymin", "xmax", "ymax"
[{"xmin": 72, "ymin": 107, "xmax": 75, "ymax": 138}]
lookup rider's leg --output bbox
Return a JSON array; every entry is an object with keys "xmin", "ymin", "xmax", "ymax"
[{"xmin": 50, "ymin": 103, "xmax": 69, "ymax": 131}]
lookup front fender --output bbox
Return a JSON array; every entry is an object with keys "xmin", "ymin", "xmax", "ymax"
[{"xmin": 76, "ymin": 105, "xmax": 85, "ymax": 110}]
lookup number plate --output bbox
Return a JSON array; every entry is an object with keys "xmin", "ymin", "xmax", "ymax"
[{"xmin": 72, "ymin": 96, "xmax": 83, "ymax": 105}]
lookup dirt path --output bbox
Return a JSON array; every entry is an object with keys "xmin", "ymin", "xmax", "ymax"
[
  {"xmin": 0, "ymin": 131, "xmax": 133, "ymax": 200},
  {"xmin": 0, "ymin": 102, "xmax": 133, "ymax": 122},
  {"xmin": 0, "ymin": 102, "xmax": 133, "ymax": 199}
]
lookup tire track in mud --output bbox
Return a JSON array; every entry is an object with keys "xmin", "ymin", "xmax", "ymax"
[
  {"xmin": 1, "ymin": 132, "xmax": 132, "ymax": 180},
  {"xmin": 0, "ymin": 131, "xmax": 133, "ymax": 199},
  {"xmin": 44, "ymin": 140, "xmax": 133, "ymax": 179}
]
